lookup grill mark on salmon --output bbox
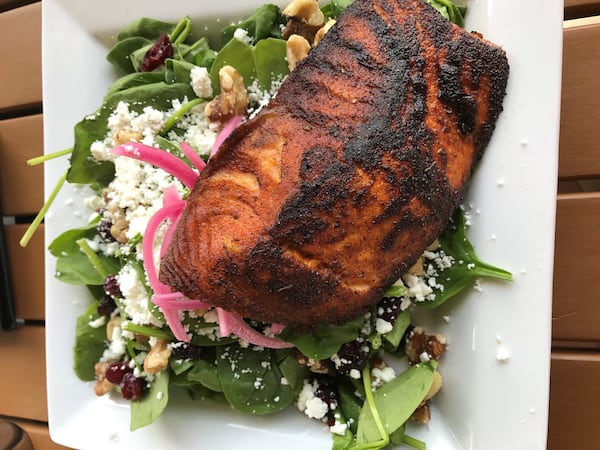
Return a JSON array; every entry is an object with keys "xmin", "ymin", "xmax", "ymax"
[{"xmin": 159, "ymin": 0, "xmax": 509, "ymax": 326}]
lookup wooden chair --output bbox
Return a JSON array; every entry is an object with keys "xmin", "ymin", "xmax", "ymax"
[
  {"xmin": 0, "ymin": 2, "xmax": 68, "ymax": 448},
  {"xmin": 0, "ymin": 1, "xmax": 598, "ymax": 448},
  {"xmin": 548, "ymin": 2, "xmax": 600, "ymax": 449}
]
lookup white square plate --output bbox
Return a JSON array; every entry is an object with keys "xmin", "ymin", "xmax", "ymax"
[{"xmin": 42, "ymin": 0, "xmax": 563, "ymax": 448}]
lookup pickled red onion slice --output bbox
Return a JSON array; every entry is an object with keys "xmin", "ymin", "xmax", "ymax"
[
  {"xmin": 217, "ymin": 308, "xmax": 293, "ymax": 349},
  {"xmin": 112, "ymin": 142, "xmax": 198, "ymax": 190},
  {"xmin": 179, "ymin": 141, "xmax": 206, "ymax": 172},
  {"xmin": 210, "ymin": 115, "xmax": 243, "ymax": 158}
]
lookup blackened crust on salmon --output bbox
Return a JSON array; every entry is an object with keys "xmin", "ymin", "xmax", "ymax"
[{"xmin": 159, "ymin": 0, "xmax": 509, "ymax": 327}]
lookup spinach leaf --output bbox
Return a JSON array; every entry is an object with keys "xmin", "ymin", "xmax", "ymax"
[
  {"xmin": 216, "ymin": 345, "xmax": 301, "ymax": 414},
  {"xmin": 381, "ymin": 310, "xmax": 411, "ymax": 351},
  {"xmin": 165, "ymin": 59, "xmax": 196, "ymax": 85},
  {"xmin": 424, "ymin": 0, "xmax": 467, "ymax": 27},
  {"xmin": 420, "ymin": 209, "xmax": 513, "ymax": 309},
  {"xmin": 337, "ymin": 378, "xmax": 363, "ymax": 434},
  {"xmin": 254, "ymin": 38, "xmax": 289, "ymax": 90},
  {"xmin": 50, "ymin": 219, "xmax": 121, "ymax": 285},
  {"xmin": 106, "ymin": 36, "xmax": 153, "ymax": 73},
  {"xmin": 73, "ymin": 301, "xmax": 106, "ymax": 381},
  {"xmin": 48, "ymin": 219, "xmax": 98, "ymax": 257},
  {"xmin": 55, "ymin": 252, "xmax": 117, "ymax": 286},
  {"xmin": 130, "ymin": 369, "xmax": 169, "ymax": 431},
  {"xmin": 104, "ymin": 71, "xmax": 166, "ymax": 97},
  {"xmin": 220, "ymin": 4, "xmax": 285, "ymax": 46},
  {"xmin": 187, "ymin": 358, "xmax": 222, "ymax": 392},
  {"xmin": 210, "ymin": 37, "xmax": 288, "ymax": 93},
  {"xmin": 277, "ymin": 350, "xmax": 308, "ymax": 390},
  {"xmin": 68, "ymin": 81, "xmax": 194, "ymax": 186},
  {"xmin": 279, "ymin": 314, "xmax": 365, "ymax": 360},
  {"xmin": 321, "ymin": 0, "xmax": 355, "ymax": 19},
  {"xmin": 355, "ymin": 362, "xmax": 436, "ymax": 446},
  {"xmin": 116, "ymin": 17, "xmax": 176, "ymax": 41}
]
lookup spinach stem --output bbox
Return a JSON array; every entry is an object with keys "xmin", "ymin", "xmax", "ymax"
[
  {"xmin": 27, "ymin": 147, "xmax": 73, "ymax": 166},
  {"xmin": 123, "ymin": 322, "xmax": 174, "ymax": 340},
  {"xmin": 170, "ymin": 17, "xmax": 191, "ymax": 46},
  {"xmin": 161, "ymin": 97, "xmax": 204, "ymax": 134},
  {"xmin": 19, "ymin": 171, "xmax": 67, "ymax": 247},
  {"xmin": 402, "ymin": 434, "xmax": 427, "ymax": 450},
  {"xmin": 77, "ymin": 238, "xmax": 109, "ymax": 279},
  {"xmin": 361, "ymin": 364, "xmax": 389, "ymax": 449}
]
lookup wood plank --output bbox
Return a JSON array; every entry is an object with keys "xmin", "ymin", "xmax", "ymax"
[
  {"xmin": 0, "ymin": 3, "xmax": 41, "ymax": 113},
  {"xmin": 0, "ymin": 417, "xmax": 71, "ymax": 450},
  {"xmin": 0, "ymin": 326, "xmax": 48, "ymax": 421},
  {"xmin": 4, "ymin": 224, "xmax": 45, "ymax": 320},
  {"xmin": 559, "ymin": 18, "xmax": 600, "ymax": 178},
  {"xmin": 0, "ymin": 114, "xmax": 44, "ymax": 216},
  {"xmin": 548, "ymin": 351, "xmax": 600, "ymax": 450},
  {"xmin": 552, "ymin": 193, "xmax": 600, "ymax": 341},
  {"xmin": 564, "ymin": 1, "xmax": 600, "ymax": 19}
]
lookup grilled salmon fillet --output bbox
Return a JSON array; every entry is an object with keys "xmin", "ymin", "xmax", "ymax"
[{"xmin": 159, "ymin": 0, "xmax": 509, "ymax": 326}]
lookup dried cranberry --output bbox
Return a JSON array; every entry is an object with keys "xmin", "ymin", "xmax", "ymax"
[
  {"xmin": 140, "ymin": 34, "xmax": 173, "ymax": 72},
  {"xmin": 97, "ymin": 218, "xmax": 116, "ymax": 242},
  {"xmin": 377, "ymin": 296, "xmax": 402, "ymax": 323},
  {"xmin": 103, "ymin": 274, "xmax": 122, "ymax": 299},
  {"xmin": 335, "ymin": 340, "xmax": 370, "ymax": 376},
  {"xmin": 105, "ymin": 362, "xmax": 131, "ymax": 384},
  {"xmin": 120, "ymin": 372, "xmax": 144, "ymax": 400},
  {"xmin": 97, "ymin": 295, "xmax": 117, "ymax": 317},
  {"xmin": 314, "ymin": 376, "xmax": 339, "ymax": 426},
  {"xmin": 171, "ymin": 342, "xmax": 203, "ymax": 360}
]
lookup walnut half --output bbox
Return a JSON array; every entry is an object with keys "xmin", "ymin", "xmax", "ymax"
[
  {"xmin": 205, "ymin": 65, "xmax": 248, "ymax": 123},
  {"xmin": 282, "ymin": 0, "xmax": 325, "ymax": 27},
  {"xmin": 286, "ymin": 34, "xmax": 311, "ymax": 71}
]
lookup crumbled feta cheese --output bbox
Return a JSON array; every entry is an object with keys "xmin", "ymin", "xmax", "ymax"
[
  {"xmin": 305, "ymin": 397, "xmax": 328, "ymax": 419},
  {"xmin": 104, "ymin": 155, "xmax": 180, "ymax": 242},
  {"xmin": 403, "ymin": 273, "xmax": 433, "ymax": 302},
  {"xmin": 371, "ymin": 366, "xmax": 396, "ymax": 388},
  {"xmin": 233, "ymin": 27, "xmax": 253, "ymax": 45},
  {"xmin": 330, "ymin": 421, "xmax": 348, "ymax": 436},
  {"xmin": 117, "ymin": 263, "xmax": 163, "ymax": 327},
  {"xmin": 496, "ymin": 347, "xmax": 510, "ymax": 362},
  {"xmin": 88, "ymin": 316, "xmax": 107, "ymax": 328},
  {"xmin": 101, "ymin": 324, "xmax": 126, "ymax": 361},
  {"xmin": 349, "ymin": 369, "xmax": 361, "ymax": 379},
  {"xmin": 375, "ymin": 318, "xmax": 393, "ymax": 334},
  {"xmin": 190, "ymin": 66, "xmax": 213, "ymax": 98}
]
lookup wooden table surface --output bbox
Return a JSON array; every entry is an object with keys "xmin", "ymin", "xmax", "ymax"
[{"xmin": 0, "ymin": 0, "xmax": 598, "ymax": 449}]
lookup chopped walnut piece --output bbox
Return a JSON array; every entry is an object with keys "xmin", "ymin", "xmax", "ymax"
[
  {"xmin": 313, "ymin": 19, "xmax": 336, "ymax": 47},
  {"xmin": 425, "ymin": 370, "xmax": 443, "ymax": 401},
  {"xmin": 295, "ymin": 351, "xmax": 333, "ymax": 374},
  {"xmin": 282, "ymin": 0, "xmax": 324, "ymax": 27},
  {"xmin": 143, "ymin": 338, "xmax": 172, "ymax": 374},
  {"xmin": 286, "ymin": 34, "xmax": 311, "ymax": 71},
  {"xmin": 407, "ymin": 255, "xmax": 425, "ymax": 276},
  {"xmin": 106, "ymin": 316, "xmax": 122, "ymax": 341},
  {"xmin": 112, "ymin": 129, "xmax": 143, "ymax": 146},
  {"xmin": 411, "ymin": 400, "xmax": 432, "ymax": 423},
  {"xmin": 405, "ymin": 327, "xmax": 447, "ymax": 365},
  {"xmin": 94, "ymin": 362, "xmax": 115, "ymax": 396},
  {"xmin": 411, "ymin": 371, "xmax": 443, "ymax": 424},
  {"xmin": 282, "ymin": 18, "xmax": 322, "ymax": 43},
  {"xmin": 205, "ymin": 65, "xmax": 248, "ymax": 123}
]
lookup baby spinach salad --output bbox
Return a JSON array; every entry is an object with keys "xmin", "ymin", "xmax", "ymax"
[{"xmin": 32, "ymin": 0, "xmax": 510, "ymax": 449}]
